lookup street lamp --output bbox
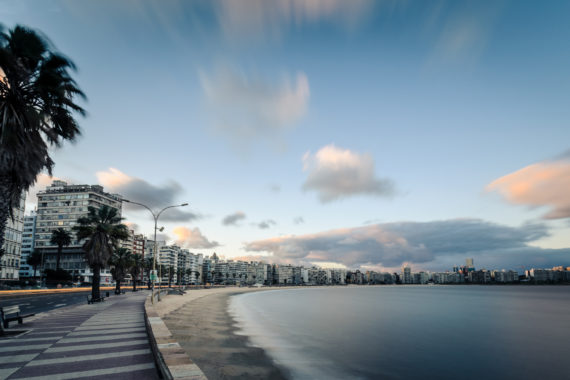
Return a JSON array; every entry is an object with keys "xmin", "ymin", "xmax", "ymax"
[{"xmin": 122, "ymin": 199, "xmax": 188, "ymax": 304}]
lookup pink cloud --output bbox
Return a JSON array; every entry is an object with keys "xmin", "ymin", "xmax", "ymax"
[
  {"xmin": 487, "ymin": 157, "xmax": 570, "ymax": 219},
  {"xmin": 172, "ymin": 226, "xmax": 219, "ymax": 249}
]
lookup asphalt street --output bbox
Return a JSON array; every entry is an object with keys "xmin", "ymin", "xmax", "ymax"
[{"xmin": 0, "ymin": 290, "xmax": 128, "ymax": 315}]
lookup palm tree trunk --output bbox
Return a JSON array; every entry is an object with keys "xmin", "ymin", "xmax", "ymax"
[
  {"xmin": 92, "ymin": 264, "xmax": 101, "ymax": 299},
  {"xmin": 115, "ymin": 279, "xmax": 121, "ymax": 295},
  {"xmin": 132, "ymin": 277, "xmax": 137, "ymax": 292},
  {"xmin": 0, "ymin": 181, "xmax": 11, "ymax": 267},
  {"xmin": 56, "ymin": 245, "xmax": 62, "ymax": 269}
]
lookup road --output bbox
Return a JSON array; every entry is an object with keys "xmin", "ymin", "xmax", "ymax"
[{"xmin": 0, "ymin": 289, "xmax": 129, "ymax": 315}]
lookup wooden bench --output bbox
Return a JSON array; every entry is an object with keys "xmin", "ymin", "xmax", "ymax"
[
  {"xmin": 0, "ymin": 305, "xmax": 35, "ymax": 328},
  {"xmin": 87, "ymin": 295, "xmax": 106, "ymax": 304}
]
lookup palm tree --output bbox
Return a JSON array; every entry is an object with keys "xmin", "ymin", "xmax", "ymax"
[
  {"xmin": 144, "ymin": 256, "xmax": 154, "ymax": 289},
  {"xmin": 73, "ymin": 206, "xmax": 128, "ymax": 300},
  {"xmin": 176, "ymin": 267, "xmax": 183, "ymax": 286},
  {"xmin": 185, "ymin": 268, "xmax": 193, "ymax": 285},
  {"xmin": 0, "ymin": 25, "xmax": 85, "ymax": 260},
  {"xmin": 167, "ymin": 266, "xmax": 174, "ymax": 288},
  {"xmin": 50, "ymin": 228, "xmax": 71, "ymax": 269},
  {"xmin": 130, "ymin": 253, "xmax": 143, "ymax": 292},
  {"xmin": 26, "ymin": 249, "xmax": 42, "ymax": 279},
  {"xmin": 109, "ymin": 247, "xmax": 133, "ymax": 295}
]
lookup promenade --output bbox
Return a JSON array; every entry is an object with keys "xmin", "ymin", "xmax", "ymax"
[{"xmin": 0, "ymin": 290, "xmax": 159, "ymax": 380}]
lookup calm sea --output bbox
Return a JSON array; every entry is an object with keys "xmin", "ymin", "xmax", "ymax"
[{"xmin": 229, "ymin": 286, "xmax": 570, "ymax": 379}]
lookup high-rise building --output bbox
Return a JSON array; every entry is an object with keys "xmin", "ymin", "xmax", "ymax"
[
  {"xmin": 34, "ymin": 180, "xmax": 123, "ymax": 283},
  {"xmin": 1, "ymin": 193, "xmax": 26, "ymax": 280},
  {"xmin": 19, "ymin": 212, "xmax": 37, "ymax": 279},
  {"xmin": 159, "ymin": 245, "xmax": 179, "ymax": 272},
  {"xmin": 466, "ymin": 258, "xmax": 475, "ymax": 271},
  {"xmin": 402, "ymin": 265, "xmax": 412, "ymax": 284},
  {"xmin": 133, "ymin": 234, "xmax": 145, "ymax": 257},
  {"xmin": 119, "ymin": 229, "xmax": 135, "ymax": 252}
]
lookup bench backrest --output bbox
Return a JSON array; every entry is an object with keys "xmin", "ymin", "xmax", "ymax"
[{"xmin": 1, "ymin": 305, "xmax": 20, "ymax": 316}]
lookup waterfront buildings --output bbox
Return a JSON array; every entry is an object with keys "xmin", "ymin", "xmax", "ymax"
[
  {"xmin": 4, "ymin": 197, "xmax": 570, "ymax": 288},
  {"xmin": 1, "ymin": 193, "xmax": 26, "ymax": 280}
]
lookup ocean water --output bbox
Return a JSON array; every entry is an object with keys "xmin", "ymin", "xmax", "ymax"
[{"xmin": 229, "ymin": 286, "xmax": 570, "ymax": 379}]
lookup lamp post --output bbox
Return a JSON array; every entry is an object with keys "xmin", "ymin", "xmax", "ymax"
[{"xmin": 122, "ymin": 199, "xmax": 188, "ymax": 304}]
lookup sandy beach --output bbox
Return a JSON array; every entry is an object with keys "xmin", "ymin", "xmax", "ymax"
[{"xmin": 157, "ymin": 287, "xmax": 290, "ymax": 380}]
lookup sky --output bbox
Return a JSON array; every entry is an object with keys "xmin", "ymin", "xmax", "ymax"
[{"xmin": 3, "ymin": 0, "xmax": 570, "ymax": 272}]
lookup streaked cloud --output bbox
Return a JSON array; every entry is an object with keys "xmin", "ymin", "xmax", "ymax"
[
  {"xmin": 244, "ymin": 219, "xmax": 568, "ymax": 270},
  {"xmin": 213, "ymin": 0, "xmax": 374, "ymax": 41},
  {"xmin": 487, "ymin": 155, "xmax": 570, "ymax": 219},
  {"xmin": 428, "ymin": 3, "xmax": 503, "ymax": 63},
  {"xmin": 222, "ymin": 211, "xmax": 246, "ymax": 226},
  {"xmin": 173, "ymin": 226, "xmax": 220, "ymax": 249},
  {"xmin": 200, "ymin": 67, "xmax": 309, "ymax": 150},
  {"xmin": 96, "ymin": 168, "xmax": 200, "ymax": 222},
  {"xmin": 302, "ymin": 145, "xmax": 395, "ymax": 203},
  {"xmin": 293, "ymin": 216, "xmax": 305, "ymax": 224}
]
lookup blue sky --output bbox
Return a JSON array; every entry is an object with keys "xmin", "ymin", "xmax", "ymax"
[{"xmin": 4, "ymin": 0, "xmax": 570, "ymax": 271}]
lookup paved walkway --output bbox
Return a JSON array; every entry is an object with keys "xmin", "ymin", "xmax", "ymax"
[{"xmin": 0, "ymin": 290, "xmax": 159, "ymax": 380}]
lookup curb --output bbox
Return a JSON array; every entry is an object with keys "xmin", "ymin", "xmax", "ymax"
[{"xmin": 144, "ymin": 291, "xmax": 208, "ymax": 380}]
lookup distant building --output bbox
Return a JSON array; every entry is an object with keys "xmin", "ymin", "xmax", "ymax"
[
  {"xmin": 492, "ymin": 270, "xmax": 519, "ymax": 283},
  {"xmin": 402, "ymin": 265, "xmax": 412, "ymax": 284},
  {"xmin": 132, "ymin": 234, "xmax": 145, "ymax": 257},
  {"xmin": 19, "ymin": 212, "xmax": 37, "ymax": 279},
  {"xmin": 274, "ymin": 264, "xmax": 293, "ymax": 284},
  {"xmin": 466, "ymin": 258, "xmax": 475, "ymax": 272},
  {"xmin": 468, "ymin": 269, "xmax": 491, "ymax": 284}
]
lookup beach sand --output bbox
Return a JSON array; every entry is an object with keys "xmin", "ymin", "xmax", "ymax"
[{"xmin": 159, "ymin": 287, "xmax": 290, "ymax": 380}]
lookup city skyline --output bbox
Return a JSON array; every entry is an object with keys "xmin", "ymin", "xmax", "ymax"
[{"xmin": 3, "ymin": 0, "xmax": 570, "ymax": 272}]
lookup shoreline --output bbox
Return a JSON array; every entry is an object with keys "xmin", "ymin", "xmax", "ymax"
[
  {"xmin": 160, "ymin": 287, "xmax": 291, "ymax": 380},
  {"xmin": 156, "ymin": 285, "xmax": 569, "ymax": 379}
]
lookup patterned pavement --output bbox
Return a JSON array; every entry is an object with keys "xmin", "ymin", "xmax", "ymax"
[{"xmin": 0, "ymin": 290, "xmax": 159, "ymax": 380}]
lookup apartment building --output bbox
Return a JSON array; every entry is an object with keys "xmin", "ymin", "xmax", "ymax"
[
  {"xmin": 1, "ymin": 193, "xmax": 26, "ymax": 280},
  {"xmin": 34, "ymin": 180, "xmax": 123, "ymax": 283},
  {"xmin": 19, "ymin": 212, "xmax": 37, "ymax": 279}
]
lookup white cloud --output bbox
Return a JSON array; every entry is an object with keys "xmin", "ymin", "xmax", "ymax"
[
  {"xmin": 200, "ymin": 67, "xmax": 309, "ymax": 150},
  {"xmin": 302, "ymin": 144, "xmax": 395, "ymax": 202},
  {"xmin": 173, "ymin": 226, "xmax": 219, "ymax": 249}
]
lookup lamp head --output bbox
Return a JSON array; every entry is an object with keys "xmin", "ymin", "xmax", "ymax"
[{"xmin": 181, "ymin": 203, "xmax": 189, "ymax": 206}]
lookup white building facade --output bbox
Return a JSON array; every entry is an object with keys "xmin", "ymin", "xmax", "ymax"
[
  {"xmin": 19, "ymin": 212, "xmax": 37, "ymax": 279},
  {"xmin": 34, "ymin": 180, "xmax": 123, "ymax": 284},
  {"xmin": 1, "ymin": 193, "xmax": 26, "ymax": 280}
]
